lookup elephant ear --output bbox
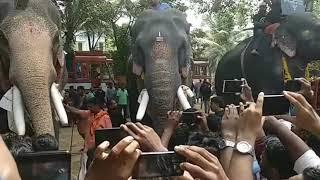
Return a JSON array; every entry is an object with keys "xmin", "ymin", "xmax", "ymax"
[
  {"xmin": 173, "ymin": 14, "xmax": 192, "ymax": 79},
  {"xmin": 274, "ymin": 26, "xmax": 297, "ymax": 58}
]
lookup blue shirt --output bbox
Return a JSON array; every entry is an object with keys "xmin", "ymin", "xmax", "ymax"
[{"xmin": 152, "ymin": 3, "xmax": 171, "ymax": 11}]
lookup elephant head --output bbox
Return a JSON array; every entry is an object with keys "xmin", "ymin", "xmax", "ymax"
[
  {"xmin": 0, "ymin": 0, "xmax": 67, "ymax": 151},
  {"xmin": 275, "ymin": 12, "xmax": 320, "ymax": 77},
  {"xmin": 131, "ymin": 9, "xmax": 192, "ymax": 135}
]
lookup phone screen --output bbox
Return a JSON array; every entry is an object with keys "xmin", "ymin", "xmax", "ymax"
[
  {"xmin": 15, "ymin": 151, "xmax": 71, "ymax": 180},
  {"xmin": 285, "ymin": 80, "xmax": 301, "ymax": 92},
  {"xmin": 132, "ymin": 151, "xmax": 185, "ymax": 179},
  {"xmin": 95, "ymin": 128, "xmax": 129, "ymax": 148},
  {"xmin": 223, "ymin": 80, "xmax": 244, "ymax": 93},
  {"xmin": 263, "ymin": 95, "xmax": 290, "ymax": 116}
]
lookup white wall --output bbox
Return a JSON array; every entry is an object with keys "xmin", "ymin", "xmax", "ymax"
[{"xmin": 75, "ymin": 31, "xmax": 106, "ymax": 51}]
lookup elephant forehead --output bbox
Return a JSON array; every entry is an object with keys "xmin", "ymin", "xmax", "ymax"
[{"xmin": 151, "ymin": 41, "xmax": 172, "ymax": 61}]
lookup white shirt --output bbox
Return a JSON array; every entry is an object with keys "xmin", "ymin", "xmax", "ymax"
[{"xmin": 294, "ymin": 150, "xmax": 320, "ymax": 174}]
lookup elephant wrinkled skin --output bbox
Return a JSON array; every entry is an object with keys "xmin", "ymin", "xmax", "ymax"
[{"xmin": 0, "ymin": 0, "xmax": 67, "ymax": 152}]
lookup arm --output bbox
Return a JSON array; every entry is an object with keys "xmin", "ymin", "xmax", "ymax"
[
  {"xmin": 161, "ymin": 111, "xmax": 181, "ymax": 148},
  {"xmin": 264, "ymin": 116, "xmax": 309, "ymax": 161},
  {"xmin": 220, "ymin": 106, "xmax": 237, "ymax": 172},
  {"xmin": 228, "ymin": 93, "xmax": 264, "ymax": 180},
  {"xmin": 64, "ymin": 105, "xmax": 90, "ymax": 119},
  {"xmin": 0, "ymin": 137, "xmax": 21, "ymax": 180}
]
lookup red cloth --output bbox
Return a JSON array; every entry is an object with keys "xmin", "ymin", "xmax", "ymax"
[
  {"xmin": 85, "ymin": 111, "xmax": 112, "ymax": 150},
  {"xmin": 264, "ymin": 23, "xmax": 280, "ymax": 34}
]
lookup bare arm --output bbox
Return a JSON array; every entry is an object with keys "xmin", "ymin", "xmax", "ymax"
[
  {"xmin": 64, "ymin": 104, "xmax": 89, "ymax": 119},
  {"xmin": 264, "ymin": 116, "xmax": 309, "ymax": 161}
]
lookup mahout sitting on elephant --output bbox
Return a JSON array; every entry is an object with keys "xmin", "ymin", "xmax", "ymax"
[
  {"xmin": 128, "ymin": 9, "xmax": 193, "ymax": 135},
  {"xmin": 0, "ymin": 0, "xmax": 68, "ymax": 152},
  {"xmin": 215, "ymin": 12, "xmax": 320, "ymax": 105}
]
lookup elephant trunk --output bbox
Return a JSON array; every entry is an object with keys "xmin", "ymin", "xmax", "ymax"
[
  {"xmin": 145, "ymin": 41, "xmax": 181, "ymax": 135},
  {"xmin": 7, "ymin": 20, "xmax": 58, "ymax": 150}
]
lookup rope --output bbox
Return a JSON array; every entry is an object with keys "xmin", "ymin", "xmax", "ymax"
[{"xmin": 69, "ymin": 120, "xmax": 75, "ymax": 153}]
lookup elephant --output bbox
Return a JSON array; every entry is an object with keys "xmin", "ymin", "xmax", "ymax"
[
  {"xmin": 0, "ymin": 0, "xmax": 68, "ymax": 151},
  {"xmin": 128, "ymin": 9, "xmax": 193, "ymax": 135},
  {"xmin": 215, "ymin": 12, "xmax": 320, "ymax": 105}
]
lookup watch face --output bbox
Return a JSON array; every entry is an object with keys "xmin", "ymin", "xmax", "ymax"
[{"xmin": 236, "ymin": 141, "xmax": 252, "ymax": 153}]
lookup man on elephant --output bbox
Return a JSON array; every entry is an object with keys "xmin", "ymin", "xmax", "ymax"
[
  {"xmin": 251, "ymin": 2, "xmax": 269, "ymax": 56},
  {"xmin": 265, "ymin": 0, "xmax": 282, "ymax": 23},
  {"xmin": 150, "ymin": 0, "xmax": 171, "ymax": 11}
]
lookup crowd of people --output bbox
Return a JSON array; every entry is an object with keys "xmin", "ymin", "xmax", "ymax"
[{"xmin": 1, "ymin": 76, "xmax": 320, "ymax": 180}]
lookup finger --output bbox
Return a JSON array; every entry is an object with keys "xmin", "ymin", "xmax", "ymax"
[
  {"xmin": 121, "ymin": 125, "xmax": 139, "ymax": 140},
  {"xmin": 180, "ymin": 162, "xmax": 209, "ymax": 180},
  {"xmin": 95, "ymin": 141, "xmax": 110, "ymax": 160},
  {"xmin": 224, "ymin": 107, "xmax": 230, "ymax": 117},
  {"xmin": 136, "ymin": 122, "xmax": 147, "ymax": 131},
  {"xmin": 239, "ymin": 102, "xmax": 245, "ymax": 113},
  {"xmin": 167, "ymin": 111, "xmax": 172, "ymax": 116},
  {"xmin": 126, "ymin": 122, "xmax": 144, "ymax": 135},
  {"xmin": 283, "ymin": 91, "xmax": 304, "ymax": 108},
  {"xmin": 187, "ymin": 146, "xmax": 219, "ymax": 164},
  {"xmin": 255, "ymin": 92, "xmax": 264, "ymax": 114},
  {"xmin": 121, "ymin": 140, "xmax": 140, "ymax": 155},
  {"xmin": 296, "ymin": 78, "xmax": 310, "ymax": 86},
  {"xmin": 285, "ymin": 91, "xmax": 310, "ymax": 106},
  {"xmin": 110, "ymin": 136, "xmax": 134, "ymax": 157},
  {"xmin": 175, "ymin": 146, "xmax": 212, "ymax": 170},
  {"xmin": 275, "ymin": 115, "xmax": 297, "ymax": 124}
]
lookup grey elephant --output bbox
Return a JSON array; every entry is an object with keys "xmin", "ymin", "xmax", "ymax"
[
  {"xmin": 128, "ymin": 9, "xmax": 193, "ymax": 135},
  {"xmin": 0, "ymin": 0, "xmax": 68, "ymax": 151}
]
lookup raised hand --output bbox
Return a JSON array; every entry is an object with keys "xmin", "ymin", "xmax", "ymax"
[
  {"xmin": 240, "ymin": 79, "xmax": 254, "ymax": 102},
  {"xmin": 221, "ymin": 104, "xmax": 239, "ymax": 142},
  {"xmin": 197, "ymin": 112, "xmax": 209, "ymax": 131},
  {"xmin": 283, "ymin": 91, "xmax": 320, "ymax": 136},
  {"xmin": 86, "ymin": 137, "xmax": 141, "ymax": 180},
  {"xmin": 237, "ymin": 92, "xmax": 264, "ymax": 144},
  {"xmin": 122, "ymin": 122, "xmax": 168, "ymax": 152},
  {"xmin": 296, "ymin": 78, "xmax": 314, "ymax": 103},
  {"xmin": 175, "ymin": 146, "xmax": 229, "ymax": 180}
]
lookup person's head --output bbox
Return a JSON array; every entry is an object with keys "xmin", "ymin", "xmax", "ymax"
[
  {"xmin": 207, "ymin": 114, "xmax": 222, "ymax": 133},
  {"xmin": 259, "ymin": 2, "xmax": 267, "ymax": 13},
  {"xmin": 77, "ymin": 86, "xmax": 85, "ymax": 95},
  {"xmin": 107, "ymin": 100, "xmax": 117, "ymax": 111},
  {"xmin": 87, "ymin": 97, "xmax": 102, "ymax": 114},
  {"xmin": 187, "ymin": 131, "xmax": 224, "ymax": 156},
  {"xmin": 151, "ymin": 0, "xmax": 160, "ymax": 6},
  {"xmin": 69, "ymin": 86, "xmax": 74, "ymax": 92},
  {"xmin": 199, "ymin": 79, "xmax": 202, "ymax": 82},
  {"xmin": 107, "ymin": 82, "xmax": 113, "ymax": 88},
  {"xmin": 3, "ymin": 133, "xmax": 34, "ymax": 157},
  {"xmin": 260, "ymin": 136, "xmax": 295, "ymax": 179},
  {"xmin": 210, "ymin": 96, "xmax": 225, "ymax": 113},
  {"xmin": 289, "ymin": 167, "xmax": 320, "ymax": 180}
]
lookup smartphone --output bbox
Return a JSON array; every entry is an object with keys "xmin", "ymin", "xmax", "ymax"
[
  {"xmin": 223, "ymin": 80, "xmax": 245, "ymax": 93},
  {"xmin": 95, "ymin": 128, "xmax": 129, "ymax": 148},
  {"xmin": 181, "ymin": 111, "xmax": 201, "ymax": 125},
  {"xmin": 132, "ymin": 151, "xmax": 185, "ymax": 179},
  {"xmin": 285, "ymin": 80, "xmax": 302, "ymax": 92},
  {"xmin": 15, "ymin": 151, "xmax": 71, "ymax": 180},
  {"xmin": 263, "ymin": 95, "xmax": 290, "ymax": 116}
]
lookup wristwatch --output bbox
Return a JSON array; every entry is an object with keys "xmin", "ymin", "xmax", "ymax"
[
  {"xmin": 235, "ymin": 141, "xmax": 255, "ymax": 157},
  {"xmin": 220, "ymin": 139, "xmax": 235, "ymax": 150}
]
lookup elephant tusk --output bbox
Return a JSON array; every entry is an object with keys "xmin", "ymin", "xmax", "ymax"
[
  {"xmin": 51, "ymin": 83, "xmax": 68, "ymax": 126},
  {"xmin": 12, "ymin": 86, "xmax": 26, "ymax": 136},
  {"xmin": 177, "ymin": 86, "xmax": 192, "ymax": 110},
  {"xmin": 181, "ymin": 85, "xmax": 195, "ymax": 98},
  {"xmin": 136, "ymin": 89, "xmax": 149, "ymax": 121}
]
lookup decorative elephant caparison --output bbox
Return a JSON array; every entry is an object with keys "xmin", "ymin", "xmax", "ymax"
[
  {"xmin": 0, "ymin": 0, "xmax": 68, "ymax": 151},
  {"xmin": 128, "ymin": 9, "xmax": 193, "ymax": 135},
  {"xmin": 215, "ymin": 12, "xmax": 320, "ymax": 104}
]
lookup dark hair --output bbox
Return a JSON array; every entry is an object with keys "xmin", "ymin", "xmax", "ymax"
[
  {"xmin": 303, "ymin": 167, "xmax": 320, "ymax": 180},
  {"xmin": 306, "ymin": 135, "xmax": 320, "ymax": 157},
  {"xmin": 77, "ymin": 86, "xmax": 85, "ymax": 90},
  {"xmin": 265, "ymin": 136, "xmax": 295, "ymax": 178},
  {"xmin": 3, "ymin": 133, "xmax": 34, "ymax": 157},
  {"xmin": 207, "ymin": 114, "xmax": 222, "ymax": 133},
  {"xmin": 187, "ymin": 131, "xmax": 224, "ymax": 156},
  {"xmin": 211, "ymin": 96, "xmax": 225, "ymax": 108}
]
